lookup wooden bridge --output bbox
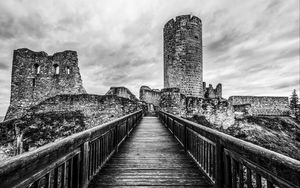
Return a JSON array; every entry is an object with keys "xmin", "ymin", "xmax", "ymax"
[{"xmin": 0, "ymin": 110, "xmax": 299, "ymax": 188}]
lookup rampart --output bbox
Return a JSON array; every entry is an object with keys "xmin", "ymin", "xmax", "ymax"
[{"xmin": 228, "ymin": 96, "xmax": 290, "ymax": 116}]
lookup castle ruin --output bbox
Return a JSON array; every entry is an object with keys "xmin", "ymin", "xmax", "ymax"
[
  {"xmin": 5, "ymin": 48, "xmax": 86, "ymax": 120},
  {"xmin": 164, "ymin": 15, "xmax": 204, "ymax": 98},
  {"xmin": 106, "ymin": 86, "xmax": 139, "ymax": 101},
  {"xmin": 3, "ymin": 14, "xmax": 292, "ymax": 123}
]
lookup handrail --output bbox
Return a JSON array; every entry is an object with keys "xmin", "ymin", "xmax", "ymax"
[
  {"xmin": 159, "ymin": 111, "xmax": 300, "ymax": 188},
  {"xmin": 0, "ymin": 110, "xmax": 143, "ymax": 188}
]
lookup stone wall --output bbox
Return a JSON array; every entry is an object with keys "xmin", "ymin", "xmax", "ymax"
[
  {"xmin": 106, "ymin": 86, "xmax": 138, "ymax": 101},
  {"xmin": 0, "ymin": 94, "xmax": 145, "ymax": 156},
  {"xmin": 139, "ymin": 86, "xmax": 161, "ymax": 107},
  {"xmin": 30, "ymin": 94, "xmax": 144, "ymax": 127},
  {"xmin": 0, "ymin": 111, "xmax": 86, "ymax": 156},
  {"xmin": 5, "ymin": 48, "xmax": 86, "ymax": 120},
  {"xmin": 203, "ymin": 82, "xmax": 222, "ymax": 99},
  {"xmin": 185, "ymin": 97, "xmax": 203, "ymax": 117},
  {"xmin": 160, "ymin": 88, "xmax": 186, "ymax": 116},
  {"xmin": 164, "ymin": 15, "xmax": 203, "ymax": 98},
  {"xmin": 228, "ymin": 96, "xmax": 290, "ymax": 116}
]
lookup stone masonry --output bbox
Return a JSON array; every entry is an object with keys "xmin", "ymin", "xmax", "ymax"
[
  {"xmin": 139, "ymin": 86, "xmax": 161, "ymax": 107},
  {"xmin": 164, "ymin": 15, "xmax": 203, "ymax": 98},
  {"xmin": 5, "ymin": 48, "xmax": 86, "ymax": 120},
  {"xmin": 203, "ymin": 83, "xmax": 222, "ymax": 99},
  {"xmin": 228, "ymin": 96, "xmax": 290, "ymax": 116},
  {"xmin": 106, "ymin": 86, "xmax": 138, "ymax": 101}
]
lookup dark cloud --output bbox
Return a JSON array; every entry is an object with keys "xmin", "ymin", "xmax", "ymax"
[
  {"xmin": 0, "ymin": 0, "xmax": 298, "ymax": 115},
  {"xmin": 207, "ymin": 29, "xmax": 244, "ymax": 53},
  {"xmin": 274, "ymin": 79, "xmax": 300, "ymax": 90},
  {"xmin": 0, "ymin": 12, "xmax": 49, "ymax": 40},
  {"xmin": 0, "ymin": 62, "xmax": 9, "ymax": 70},
  {"xmin": 275, "ymin": 48, "xmax": 300, "ymax": 60}
]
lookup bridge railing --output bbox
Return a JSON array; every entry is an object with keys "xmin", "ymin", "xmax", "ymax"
[
  {"xmin": 0, "ymin": 110, "xmax": 143, "ymax": 188},
  {"xmin": 159, "ymin": 111, "xmax": 300, "ymax": 188}
]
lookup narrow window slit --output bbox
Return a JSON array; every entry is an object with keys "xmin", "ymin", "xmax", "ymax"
[{"xmin": 53, "ymin": 64, "xmax": 59, "ymax": 75}]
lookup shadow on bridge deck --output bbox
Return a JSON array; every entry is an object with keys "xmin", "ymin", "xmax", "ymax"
[{"xmin": 88, "ymin": 117, "xmax": 213, "ymax": 187}]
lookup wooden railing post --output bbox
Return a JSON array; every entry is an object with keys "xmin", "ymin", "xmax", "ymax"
[
  {"xmin": 126, "ymin": 118, "xmax": 129, "ymax": 137},
  {"xmin": 115, "ymin": 123, "xmax": 119, "ymax": 152},
  {"xmin": 172, "ymin": 119, "xmax": 175, "ymax": 137},
  {"xmin": 81, "ymin": 142, "xmax": 89, "ymax": 188},
  {"xmin": 183, "ymin": 123, "xmax": 187, "ymax": 152},
  {"xmin": 215, "ymin": 142, "xmax": 224, "ymax": 188}
]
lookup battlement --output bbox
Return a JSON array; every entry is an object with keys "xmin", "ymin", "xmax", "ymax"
[
  {"xmin": 163, "ymin": 15, "xmax": 203, "ymax": 98},
  {"xmin": 164, "ymin": 15, "xmax": 202, "ymax": 30},
  {"xmin": 203, "ymin": 82, "xmax": 222, "ymax": 99},
  {"xmin": 14, "ymin": 48, "xmax": 77, "ymax": 59}
]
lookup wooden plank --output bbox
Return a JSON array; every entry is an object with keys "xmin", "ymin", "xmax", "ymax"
[
  {"xmin": 256, "ymin": 173, "xmax": 262, "ymax": 188},
  {"xmin": 231, "ymin": 158, "xmax": 237, "ymax": 188},
  {"xmin": 215, "ymin": 142, "xmax": 224, "ymax": 188},
  {"xmin": 238, "ymin": 163, "xmax": 244, "ymax": 188},
  {"xmin": 67, "ymin": 158, "xmax": 73, "ymax": 188},
  {"xmin": 88, "ymin": 117, "xmax": 213, "ymax": 188},
  {"xmin": 53, "ymin": 167, "xmax": 58, "ymax": 188},
  {"xmin": 45, "ymin": 173, "xmax": 51, "ymax": 188},
  {"xmin": 224, "ymin": 154, "xmax": 232, "ymax": 188},
  {"xmin": 0, "ymin": 111, "xmax": 143, "ymax": 188},
  {"xmin": 247, "ymin": 167, "xmax": 253, "ymax": 188},
  {"xmin": 61, "ymin": 162, "xmax": 66, "ymax": 188}
]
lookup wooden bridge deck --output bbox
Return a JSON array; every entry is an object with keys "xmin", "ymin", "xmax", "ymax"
[{"xmin": 88, "ymin": 116, "xmax": 213, "ymax": 187}]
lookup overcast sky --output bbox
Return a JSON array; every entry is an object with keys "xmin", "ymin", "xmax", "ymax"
[{"xmin": 0, "ymin": 0, "xmax": 299, "ymax": 116}]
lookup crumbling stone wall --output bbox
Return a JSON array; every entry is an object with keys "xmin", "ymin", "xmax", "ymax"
[
  {"xmin": 203, "ymin": 82, "xmax": 222, "ymax": 99},
  {"xmin": 0, "ymin": 94, "xmax": 145, "ymax": 157},
  {"xmin": 106, "ymin": 86, "xmax": 138, "ymax": 101},
  {"xmin": 160, "ymin": 88, "xmax": 186, "ymax": 116},
  {"xmin": 0, "ymin": 111, "xmax": 86, "ymax": 157},
  {"xmin": 164, "ymin": 15, "xmax": 203, "ymax": 98},
  {"xmin": 30, "ymin": 94, "xmax": 144, "ymax": 127},
  {"xmin": 185, "ymin": 97, "xmax": 203, "ymax": 117},
  {"xmin": 228, "ymin": 96, "xmax": 290, "ymax": 116},
  {"xmin": 5, "ymin": 48, "xmax": 86, "ymax": 120},
  {"xmin": 139, "ymin": 86, "xmax": 161, "ymax": 107}
]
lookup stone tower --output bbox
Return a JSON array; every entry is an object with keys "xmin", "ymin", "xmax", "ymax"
[
  {"xmin": 5, "ymin": 48, "xmax": 86, "ymax": 120},
  {"xmin": 164, "ymin": 15, "xmax": 203, "ymax": 98}
]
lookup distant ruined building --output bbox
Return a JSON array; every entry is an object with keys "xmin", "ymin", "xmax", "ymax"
[
  {"xmin": 140, "ymin": 14, "xmax": 289, "ymax": 117},
  {"xmin": 3, "ymin": 14, "xmax": 291, "ymax": 123},
  {"xmin": 140, "ymin": 15, "xmax": 223, "ymax": 115},
  {"xmin": 0, "ymin": 13, "xmax": 294, "ymax": 157},
  {"xmin": 163, "ymin": 15, "xmax": 222, "ymax": 99},
  {"xmin": 228, "ymin": 96, "xmax": 290, "ymax": 116},
  {"xmin": 106, "ymin": 86, "xmax": 139, "ymax": 101},
  {"xmin": 5, "ymin": 49, "xmax": 86, "ymax": 120}
]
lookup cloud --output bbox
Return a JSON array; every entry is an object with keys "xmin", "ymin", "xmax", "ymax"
[
  {"xmin": 0, "ymin": 0, "xmax": 299, "ymax": 116},
  {"xmin": 0, "ymin": 62, "xmax": 9, "ymax": 70}
]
